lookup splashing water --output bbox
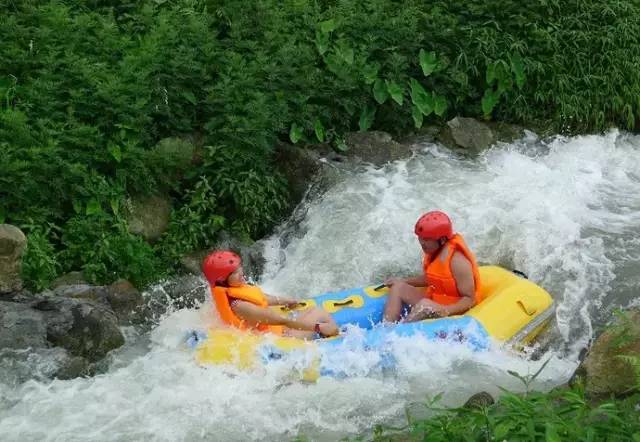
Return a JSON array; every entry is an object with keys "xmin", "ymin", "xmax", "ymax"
[{"xmin": 2, "ymin": 130, "xmax": 639, "ymax": 441}]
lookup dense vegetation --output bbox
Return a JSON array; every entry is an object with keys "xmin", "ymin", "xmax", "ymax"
[
  {"xmin": 367, "ymin": 385, "xmax": 640, "ymax": 442},
  {"xmin": 3, "ymin": 0, "xmax": 640, "ymax": 289}
]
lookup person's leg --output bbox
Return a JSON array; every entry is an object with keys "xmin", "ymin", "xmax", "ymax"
[
  {"xmin": 383, "ymin": 282, "xmax": 426, "ymax": 323},
  {"xmin": 284, "ymin": 307, "xmax": 338, "ymax": 339}
]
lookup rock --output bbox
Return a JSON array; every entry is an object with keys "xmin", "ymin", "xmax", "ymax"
[
  {"xmin": 275, "ymin": 142, "xmax": 324, "ymax": 204},
  {"xmin": 0, "ymin": 224, "xmax": 27, "ymax": 294},
  {"xmin": 51, "ymin": 271, "xmax": 87, "ymax": 289},
  {"xmin": 152, "ymin": 137, "xmax": 196, "ymax": 171},
  {"xmin": 179, "ymin": 231, "xmax": 266, "ymax": 281},
  {"xmin": 344, "ymin": 131, "xmax": 413, "ymax": 166},
  {"xmin": 438, "ymin": 117, "xmax": 495, "ymax": 155},
  {"xmin": 489, "ymin": 121, "xmax": 525, "ymax": 144},
  {"xmin": 0, "ymin": 301, "xmax": 48, "ymax": 349},
  {"xmin": 125, "ymin": 194, "xmax": 172, "ymax": 242},
  {"xmin": 144, "ymin": 274, "xmax": 208, "ymax": 320},
  {"xmin": 463, "ymin": 391, "xmax": 495, "ymax": 409},
  {"xmin": 572, "ymin": 308, "xmax": 640, "ymax": 398},
  {"xmin": 54, "ymin": 354, "xmax": 92, "ymax": 380},
  {"xmin": 52, "ymin": 284, "xmax": 106, "ymax": 303},
  {"xmin": 104, "ymin": 279, "xmax": 144, "ymax": 324},
  {"xmin": 33, "ymin": 297, "xmax": 125, "ymax": 362}
]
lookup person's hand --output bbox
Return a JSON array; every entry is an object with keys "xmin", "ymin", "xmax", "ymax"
[
  {"xmin": 384, "ymin": 277, "xmax": 404, "ymax": 287},
  {"xmin": 316, "ymin": 322, "xmax": 339, "ymax": 337},
  {"xmin": 284, "ymin": 299, "xmax": 302, "ymax": 308}
]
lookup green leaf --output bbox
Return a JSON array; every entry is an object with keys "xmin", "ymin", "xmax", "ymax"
[
  {"xmin": 334, "ymin": 136, "xmax": 349, "ymax": 152},
  {"xmin": 110, "ymin": 199, "xmax": 120, "ymax": 216},
  {"xmin": 486, "ymin": 63, "xmax": 496, "ymax": 85},
  {"xmin": 419, "ymin": 49, "xmax": 438, "ymax": 77},
  {"xmin": 315, "ymin": 30, "xmax": 329, "ymax": 55},
  {"xmin": 481, "ymin": 89, "xmax": 500, "ymax": 116},
  {"xmin": 510, "ymin": 54, "xmax": 526, "ymax": 89},
  {"xmin": 433, "ymin": 94, "xmax": 447, "ymax": 117},
  {"xmin": 386, "ymin": 80, "xmax": 404, "ymax": 105},
  {"xmin": 411, "ymin": 105, "xmax": 423, "ymax": 128},
  {"xmin": 108, "ymin": 144, "xmax": 122, "ymax": 163},
  {"xmin": 72, "ymin": 199, "xmax": 82, "ymax": 214},
  {"xmin": 373, "ymin": 79, "xmax": 388, "ymax": 104},
  {"xmin": 181, "ymin": 90, "xmax": 197, "ymax": 105},
  {"xmin": 410, "ymin": 78, "xmax": 433, "ymax": 116},
  {"xmin": 359, "ymin": 105, "xmax": 376, "ymax": 131},
  {"xmin": 362, "ymin": 64, "xmax": 379, "ymax": 85},
  {"xmin": 335, "ymin": 40, "xmax": 354, "ymax": 65},
  {"xmin": 314, "ymin": 119, "xmax": 325, "ymax": 142},
  {"xmin": 289, "ymin": 123, "xmax": 303, "ymax": 144},
  {"xmin": 86, "ymin": 199, "xmax": 102, "ymax": 216},
  {"xmin": 545, "ymin": 423, "xmax": 562, "ymax": 442},
  {"xmin": 319, "ymin": 19, "xmax": 336, "ymax": 33}
]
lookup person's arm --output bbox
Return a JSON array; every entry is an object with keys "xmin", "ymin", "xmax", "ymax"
[
  {"xmin": 231, "ymin": 301, "xmax": 320, "ymax": 332},
  {"xmin": 264, "ymin": 293, "xmax": 299, "ymax": 306},
  {"xmin": 385, "ymin": 274, "xmax": 427, "ymax": 287}
]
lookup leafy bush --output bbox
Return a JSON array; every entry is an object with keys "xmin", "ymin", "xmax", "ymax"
[
  {"xmin": 3, "ymin": 0, "xmax": 640, "ymax": 288},
  {"xmin": 368, "ymin": 385, "xmax": 640, "ymax": 442}
]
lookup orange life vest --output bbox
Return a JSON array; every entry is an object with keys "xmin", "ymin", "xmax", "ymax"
[
  {"xmin": 422, "ymin": 234, "xmax": 482, "ymax": 306},
  {"xmin": 211, "ymin": 284, "xmax": 283, "ymax": 334}
]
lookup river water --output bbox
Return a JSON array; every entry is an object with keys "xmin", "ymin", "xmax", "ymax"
[{"xmin": 1, "ymin": 130, "xmax": 639, "ymax": 441}]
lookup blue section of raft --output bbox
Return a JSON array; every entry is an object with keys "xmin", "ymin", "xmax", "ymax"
[{"xmin": 258, "ymin": 286, "xmax": 492, "ymax": 377}]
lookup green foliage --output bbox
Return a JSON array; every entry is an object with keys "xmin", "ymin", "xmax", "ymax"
[
  {"xmin": 369, "ymin": 386, "xmax": 640, "ymax": 442},
  {"xmin": 3, "ymin": 0, "xmax": 640, "ymax": 288},
  {"xmin": 21, "ymin": 226, "xmax": 60, "ymax": 292}
]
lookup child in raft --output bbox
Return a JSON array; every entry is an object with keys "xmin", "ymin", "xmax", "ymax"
[{"xmin": 202, "ymin": 250, "xmax": 339, "ymax": 339}]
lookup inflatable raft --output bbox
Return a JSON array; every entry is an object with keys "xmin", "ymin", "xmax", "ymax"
[{"xmin": 187, "ymin": 266, "xmax": 555, "ymax": 380}]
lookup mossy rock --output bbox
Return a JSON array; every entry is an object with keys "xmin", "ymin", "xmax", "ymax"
[{"xmin": 573, "ymin": 308, "xmax": 640, "ymax": 398}]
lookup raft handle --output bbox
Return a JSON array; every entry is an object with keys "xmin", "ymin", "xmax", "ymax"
[
  {"xmin": 333, "ymin": 299, "xmax": 355, "ymax": 307},
  {"xmin": 373, "ymin": 284, "xmax": 387, "ymax": 291},
  {"xmin": 517, "ymin": 300, "xmax": 536, "ymax": 316}
]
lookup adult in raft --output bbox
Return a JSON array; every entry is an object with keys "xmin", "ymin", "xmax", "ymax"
[
  {"xmin": 383, "ymin": 210, "xmax": 482, "ymax": 323},
  {"xmin": 202, "ymin": 250, "xmax": 339, "ymax": 339}
]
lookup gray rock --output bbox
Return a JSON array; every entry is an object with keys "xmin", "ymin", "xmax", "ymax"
[
  {"xmin": 439, "ymin": 117, "xmax": 495, "ymax": 155},
  {"xmin": 125, "ymin": 194, "xmax": 172, "ymax": 242},
  {"xmin": 344, "ymin": 131, "xmax": 413, "ymax": 166},
  {"xmin": 54, "ymin": 354, "xmax": 92, "ymax": 380},
  {"xmin": 52, "ymin": 284, "xmax": 107, "ymax": 303},
  {"xmin": 0, "ymin": 224, "xmax": 27, "ymax": 294},
  {"xmin": 0, "ymin": 301, "xmax": 48, "ymax": 349},
  {"xmin": 104, "ymin": 279, "xmax": 144, "ymax": 324},
  {"xmin": 179, "ymin": 231, "xmax": 266, "ymax": 281},
  {"xmin": 275, "ymin": 142, "xmax": 324, "ymax": 205},
  {"xmin": 33, "ymin": 297, "xmax": 125, "ymax": 362},
  {"xmin": 572, "ymin": 308, "xmax": 640, "ymax": 398},
  {"xmin": 51, "ymin": 271, "xmax": 87, "ymax": 289}
]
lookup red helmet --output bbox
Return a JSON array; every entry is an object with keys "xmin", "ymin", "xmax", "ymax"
[
  {"xmin": 202, "ymin": 250, "xmax": 241, "ymax": 285},
  {"xmin": 414, "ymin": 211, "xmax": 453, "ymax": 240}
]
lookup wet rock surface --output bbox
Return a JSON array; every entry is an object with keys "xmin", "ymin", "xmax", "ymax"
[{"xmin": 0, "ymin": 224, "xmax": 27, "ymax": 294}]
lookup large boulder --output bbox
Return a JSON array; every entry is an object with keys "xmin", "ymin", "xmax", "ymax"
[
  {"xmin": 49, "ymin": 279, "xmax": 144, "ymax": 325},
  {"xmin": 344, "ymin": 131, "xmax": 413, "ymax": 166},
  {"xmin": 0, "ymin": 301, "xmax": 48, "ymax": 349},
  {"xmin": 50, "ymin": 271, "xmax": 87, "ymax": 289},
  {"xmin": 438, "ymin": 117, "xmax": 495, "ymax": 155},
  {"xmin": 104, "ymin": 279, "xmax": 145, "ymax": 324},
  {"xmin": 572, "ymin": 308, "xmax": 640, "ymax": 398},
  {"xmin": 275, "ymin": 142, "xmax": 325, "ymax": 204},
  {"xmin": 0, "ymin": 224, "xmax": 27, "ymax": 294},
  {"xmin": 125, "ymin": 194, "xmax": 172, "ymax": 243},
  {"xmin": 179, "ymin": 231, "xmax": 267, "ymax": 281},
  {"xmin": 33, "ymin": 297, "xmax": 125, "ymax": 362}
]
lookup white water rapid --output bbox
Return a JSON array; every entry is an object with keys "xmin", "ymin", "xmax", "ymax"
[{"xmin": 1, "ymin": 130, "xmax": 639, "ymax": 441}]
